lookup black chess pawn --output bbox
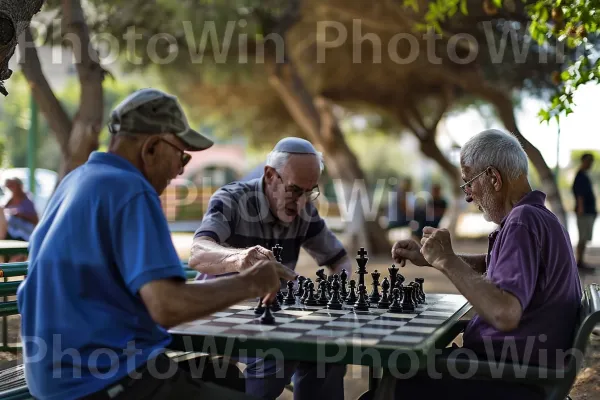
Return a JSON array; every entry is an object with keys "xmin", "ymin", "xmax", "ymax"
[
  {"xmin": 270, "ymin": 289, "xmax": 282, "ymax": 312},
  {"xmin": 327, "ymin": 277, "xmax": 343, "ymax": 310},
  {"xmin": 317, "ymin": 280, "xmax": 329, "ymax": 306},
  {"xmin": 402, "ymin": 285, "xmax": 416, "ymax": 312},
  {"xmin": 285, "ymin": 281, "xmax": 296, "ymax": 305},
  {"xmin": 296, "ymin": 276, "xmax": 306, "ymax": 297},
  {"xmin": 378, "ymin": 277, "xmax": 391, "ymax": 309},
  {"xmin": 415, "ymin": 278, "xmax": 426, "ymax": 303},
  {"xmin": 277, "ymin": 288, "xmax": 284, "ymax": 304},
  {"xmin": 353, "ymin": 284, "xmax": 369, "ymax": 311},
  {"xmin": 369, "ymin": 270, "xmax": 381, "ymax": 303},
  {"xmin": 260, "ymin": 304, "xmax": 276, "ymax": 324},
  {"xmin": 346, "ymin": 279, "xmax": 357, "ymax": 303},
  {"xmin": 254, "ymin": 297, "xmax": 265, "ymax": 315},
  {"xmin": 340, "ymin": 269, "xmax": 348, "ymax": 299},
  {"xmin": 305, "ymin": 281, "xmax": 318, "ymax": 306},
  {"xmin": 388, "ymin": 288, "xmax": 403, "ymax": 313},
  {"xmin": 388, "ymin": 264, "xmax": 399, "ymax": 291}
]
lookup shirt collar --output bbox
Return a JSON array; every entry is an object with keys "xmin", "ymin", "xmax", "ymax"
[
  {"xmin": 87, "ymin": 151, "xmax": 145, "ymax": 178},
  {"xmin": 497, "ymin": 189, "xmax": 546, "ymax": 228}
]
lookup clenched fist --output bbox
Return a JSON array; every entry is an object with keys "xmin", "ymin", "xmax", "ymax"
[
  {"xmin": 236, "ymin": 245, "xmax": 276, "ymax": 272},
  {"xmin": 391, "ymin": 240, "xmax": 430, "ymax": 267},
  {"xmin": 419, "ymin": 227, "xmax": 457, "ymax": 268}
]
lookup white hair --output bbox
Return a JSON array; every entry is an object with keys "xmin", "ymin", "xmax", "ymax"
[
  {"xmin": 265, "ymin": 150, "xmax": 325, "ymax": 174},
  {"xmin": 460, "ymin": 129, "xmax": 528, "ymax": 180}
]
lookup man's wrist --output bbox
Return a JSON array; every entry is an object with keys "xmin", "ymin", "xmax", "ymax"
[{"xmin": 436, "ymin": 254, "xmax": 461, "ymax": 273}]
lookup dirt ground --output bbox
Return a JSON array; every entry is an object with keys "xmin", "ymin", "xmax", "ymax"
[{"xmin": 1, "ymin": 238, "xmax": 599, "ymax": 399}]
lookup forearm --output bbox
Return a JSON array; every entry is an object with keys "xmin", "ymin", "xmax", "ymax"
[
  {"xmin": 438, "ymin": 257, "xmax": 520, "ymax": 331},
  {"xmin": 189, "ymin": 239, "xmax": 240, "ymax": 275},
  {"xmin": 147, "ymin": 276, "xmax": 253, "ymax": 329},
  {"xmin": 457, "ymin": 254, "xmax": 487, "ymax": 274}
]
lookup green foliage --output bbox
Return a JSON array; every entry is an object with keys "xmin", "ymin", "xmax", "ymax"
[{"xmin": 416, "ymin": 0, "xmax": 600, "ymax": 123}]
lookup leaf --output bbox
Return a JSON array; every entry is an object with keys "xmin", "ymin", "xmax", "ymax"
[
  {"xmin": 492, "ymin": 0, "xmax": 503, "ymax": 7},
  {"xmin": 460, "ymin": 0, "xmax": 468, "ymax": 15}
]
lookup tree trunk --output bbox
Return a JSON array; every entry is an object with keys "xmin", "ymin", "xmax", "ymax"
[
  {"xmin": 0, "ymin": 0, "xmax": 44, "ymax": 94},
  {"xmin": 19, "ymin": 0, "xmax": 104, "ymax": 184},
  {"xmin": 59, "ymin": 0, "xmax": 104, "ymax": 179},
  {"xmin": 418, "ymin": 134, "xmax": 463, "ymax": 234},
  {"xmin": 266, "ymin": 61, "xmax": 391, "ymax": 256}
]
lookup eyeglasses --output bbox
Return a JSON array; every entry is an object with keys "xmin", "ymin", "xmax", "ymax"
[
  {"xmin": 275, "ymin": 172, "xmax": 320, "ymax": 202},
  {"xmin": 459, "ymin": 167, "xmax": 489, "ymax": 194},
  {"xmin": 160, "ymin": 138, "xmax": 191, "ymax": 168}
]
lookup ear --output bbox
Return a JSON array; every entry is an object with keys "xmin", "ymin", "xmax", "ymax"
[
  {"xmin": 141, "ymin": 136, "xmax": 161, "ymax": 164},
  {"xmin": 489, "ymin": 167, "xmax": 503, "ymax": 192},
  {"xmin": 264, "ymin": 166, "xmax": 276, "ymax": 182}
]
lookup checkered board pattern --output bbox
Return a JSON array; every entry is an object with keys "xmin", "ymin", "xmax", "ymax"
[{"xmin": 171, "ymin": 293, "xmax": 470, "ymax": 349}]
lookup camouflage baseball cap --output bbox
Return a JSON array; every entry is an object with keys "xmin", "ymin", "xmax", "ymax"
[{"xmin": 107, "ymin": 88, "xmax": 213, "ymax": 151}]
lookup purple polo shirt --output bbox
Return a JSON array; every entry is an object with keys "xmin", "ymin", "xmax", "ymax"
[{"xmin": 462, "ymin": 190, "xmax": 582, "ymax": 368}]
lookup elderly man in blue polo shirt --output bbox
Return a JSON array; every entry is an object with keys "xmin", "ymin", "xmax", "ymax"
[
  {"xmin": 190, "ymin": 137, "xmax": 352, "ymax": 399},
  {"xmin": 387, "ymin": 129, "xmax": 582, "ymax": 400},
  {"xmin": 17, "ymin": 88, "xmax": 295, "ymax": 400}
]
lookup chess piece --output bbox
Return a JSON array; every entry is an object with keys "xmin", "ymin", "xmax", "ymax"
[
  {"xmin": 260, "ymin": 304, "xmax": 276, "ymax": 324},
  {"xmin": 327, "ymin": 275, "xmax": 334, "ymax": 295},
  {"xmin": 346, "ymin": 279, "xmax": 357, "ymax": 303},
  {"xmin": 378, "ymin": 277, "xmax": 391, "ymax": 309},
  {"xmin": 296, "ymin": 276, "xmax": 306, "ymax": 297},
  {"xmin": 388, "ymin": 264, "xmax": 399, "ymax": 291},
  {"xmin": 369, "ymin": 270, "xmax": 381, "ymax": 303},
  {"xmin": 355, "ymin": 247, "xmax": 369, "ymax": 289},
  {"xmin": 409, "ymin": 282, "xmax": 422, "ymax": 305},
  {"xmin": 354, "ymin": 284, "xmax": 369, "ymax": 311},
  {"xmin": 395, "ymin": 273, "xmax": 406, "ymax": 291},
  {"xmin": 254, "ymin": 297, "xmax": 265, "ymax": 315},
  {"xmin": 272, "ymin": 244, "xmax": 284, "ymax": 262},
  {"xmin": 317, "ymin": 280, "xmax": 329, "ymax": 306},
  {"xmin": 388, "ymin": 288, "xmax": 403, "ymax": 313},
  {"xmin": 285, "ymin": 281, "xmax": 296, "ymax": 305},
  {"xmin": 305, "ymin": 281, "xmax": 318, "ymax": 306},
  {"xmin": 415, "ymin": 278, "xmax": 426, "ymax": 303},
  {"xmin": 340, "ymin": 269, "xmax": 348, "ymax": 299},
  {"xmin": 402, "ymin": 285, "xmax": 416, "ymax": 312},
  {"xmin": 270, "ymin": 297, "xmax": 281, "ymax": 312},
  {"xmin": 316, "ymin": 268, "xmax": 327, "ymax": 284},
  {"xmin": 277, "ymin": 289, "xmax": 284, "ymax": 304},
  {"xmin": 301, "ymin": 278, "xmax": 311, "ymax": 304},
  {"xmin": 327, "ymin": 276, "xmax": 343, "ymax": 310}
]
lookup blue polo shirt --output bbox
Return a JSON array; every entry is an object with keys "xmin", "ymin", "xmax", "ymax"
[{"xmin": 17, "ymin": 152, "xmax": 185, "ymax": 400}]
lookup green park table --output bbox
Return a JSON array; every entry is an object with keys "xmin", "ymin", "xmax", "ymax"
[
  {"xmin": 0, "ymin": 241, "xmax": 28, "ymax": 258},
  {"xmin": 168, "ymin": 289, "xmax": 472, "ymax": 392}
]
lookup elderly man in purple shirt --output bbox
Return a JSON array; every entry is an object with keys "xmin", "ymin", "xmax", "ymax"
[{"xmin": 389, "ymin": 129, "xmax": 582, "ymax": 400}]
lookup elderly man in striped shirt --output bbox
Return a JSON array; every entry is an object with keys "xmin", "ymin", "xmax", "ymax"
[{"xmin": 189, "ymin": 137, "xmax": 352, "ymax": 400}]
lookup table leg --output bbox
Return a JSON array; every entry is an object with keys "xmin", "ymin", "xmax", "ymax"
[{"xmin": 368, "ymin": 366, "xmax": 383, "ymax": 391}]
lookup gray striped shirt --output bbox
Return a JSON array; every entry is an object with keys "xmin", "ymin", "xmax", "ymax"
[{"xmin": 194, "ymin": 176, "xmax": 346, "ymax": 280}]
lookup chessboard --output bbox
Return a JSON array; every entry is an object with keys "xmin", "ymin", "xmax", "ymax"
[
  {"xmin": 170, "ymin": 292, "xmax": 470, "ymax": 350},
  {"xmin": 169, "ymin": 247, "xmax": 472, "ymax": 366}
]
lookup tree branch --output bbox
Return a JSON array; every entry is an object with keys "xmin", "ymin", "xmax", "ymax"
[{"xmin": 18, "ymin": 26, "xmax": 72, "ymax": 151}]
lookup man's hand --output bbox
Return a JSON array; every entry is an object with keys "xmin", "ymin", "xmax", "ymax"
[
  {"xmin": 236, "ymin": 245, "xmax": 276, "ymax": 272},
  {"xmin": 391, "ymin": 240, "xmax": 430, "ymax": 267},
  {"xmin": 240, "ymin": 260, "xmax": 297, "ymax": 300},
  {"xmin": 419, "ymin": 227, "xmax": 458, "ymax": 269}
]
